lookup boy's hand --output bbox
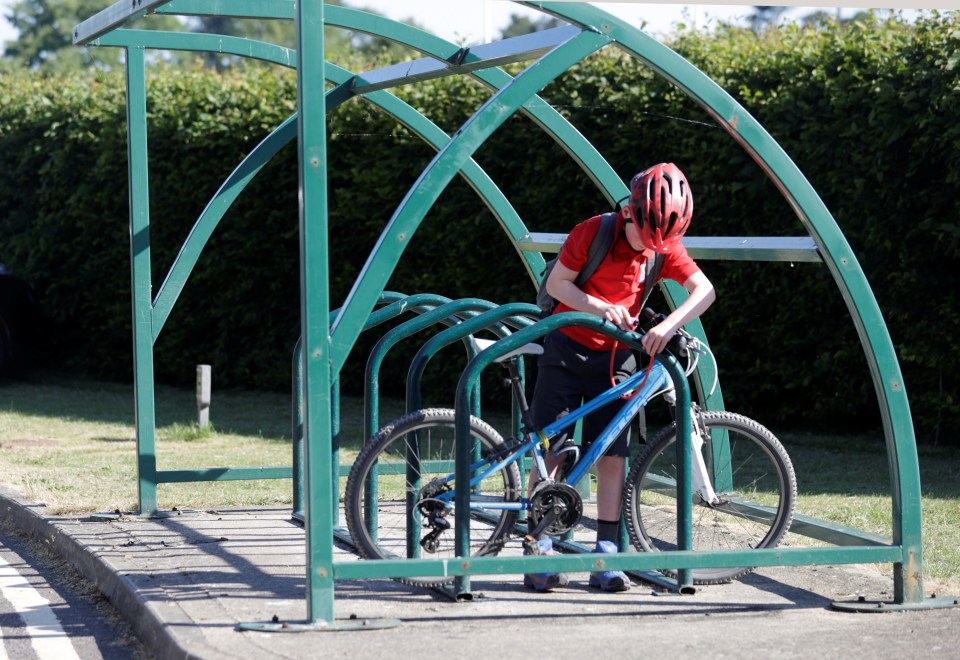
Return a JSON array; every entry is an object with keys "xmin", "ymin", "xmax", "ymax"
[
  {"xmin": 641, "ymin": 320, "xmax": 675, "ymax": 355},
  {"xmin": 600, "ymin": 303, "xmax": 635, "ymax": 331}
]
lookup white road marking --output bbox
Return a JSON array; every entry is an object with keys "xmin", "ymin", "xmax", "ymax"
[
  {"xmin": 0, "ymin": 613, "xmax": 9, "ymax": 660},
  {"xmin": 0, "ymin": 552, "xmax": 81, "ymax": 660}
]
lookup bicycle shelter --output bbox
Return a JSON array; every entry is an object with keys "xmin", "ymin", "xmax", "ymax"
[{"xmin": 73, "ymin": 0, "xmax": 950, "ymax": 627}]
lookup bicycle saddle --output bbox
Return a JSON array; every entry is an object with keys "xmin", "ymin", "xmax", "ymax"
[{"xmin": 468, "ymin": 337, "xmax": 544, "ymax": 363}]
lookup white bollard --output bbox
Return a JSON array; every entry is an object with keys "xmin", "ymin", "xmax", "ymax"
[{"xmin": 196, "ymin": 364, "xmax": 212, "ymax": 429}]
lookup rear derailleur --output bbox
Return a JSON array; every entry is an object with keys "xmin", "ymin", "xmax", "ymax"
[{"xmin": 417, "ymin": 479, "xmax": 452, "ymax": 553}]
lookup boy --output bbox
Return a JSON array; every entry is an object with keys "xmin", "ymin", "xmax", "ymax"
[{"xmin": 525, "ymin": 163, "xmax": 716, "ymax": 592}]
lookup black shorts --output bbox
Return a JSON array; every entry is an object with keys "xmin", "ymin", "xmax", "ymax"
[{"xmin": 530, "ymin": 331, "xmax": 639, "ymax": 457}]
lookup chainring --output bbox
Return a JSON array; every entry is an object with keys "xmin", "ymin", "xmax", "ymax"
[{"xmin": 528, "ymin": 481, "xmax": 584, "ymax": 536}]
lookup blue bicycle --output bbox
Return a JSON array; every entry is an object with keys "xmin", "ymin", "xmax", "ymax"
[{"xmin": 344, "ymin": 317, "xmax": 796, "ymax": 587}]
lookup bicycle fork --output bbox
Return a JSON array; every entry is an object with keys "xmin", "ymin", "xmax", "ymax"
[
  {"xmin": 664, "ymin": 388, "xmax": 720, "ymax": 506},
  {"xmin": 690, "ymin": 413, "xmax": 721, "ymax": 506}
]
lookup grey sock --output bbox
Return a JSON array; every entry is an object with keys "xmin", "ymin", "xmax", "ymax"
[{"xmin": 597, "ymin": 518, "xmax": 620, "ymax": 545}]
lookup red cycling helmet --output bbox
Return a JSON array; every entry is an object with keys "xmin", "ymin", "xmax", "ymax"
[{"xmin": 628, "ymin": 163, "xmax": 693, "ymax": 253}]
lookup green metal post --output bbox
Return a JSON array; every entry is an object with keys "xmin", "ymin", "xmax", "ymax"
[
  {"xmin": 332, "ymin": 377, "xmax": 340, "ymax": 525},
  {"xmin": 405, "ymin": 304, "xmax": 539, "ymax": 415},
  {"xmin": 126, "ymin": 45, "xmax": 158, "ymax": 516},
  {"xmin": 293, "ymin": 293, "xmax": 411, "ymax": 521},
  {"xmin": 451, "ymin": 313, "xmax": 692, "ymax": 593},
  {"xmin": 674, "ymin": 361, "xmax": 694, "ymax": 591},
  {"xmin": 292, "ymin": 336, "xmax": 303, "ymax": 518},
  {"xmin": 363, "ymin": 295, "xmax": 452, "ymax": 441},
  {"xmin": 361, "ymin": 297, "xmax": 480, "ymax": 541},
  {"xmin": 296, "ymin": 0, "xmax": 334, "ymax": 625}
]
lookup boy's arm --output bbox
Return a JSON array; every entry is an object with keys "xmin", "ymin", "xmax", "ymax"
[
  {"xmin": 546, "ymin": 260, "xmax": 636, "ymax": 331},
  {"xmin": 641, "ymin": 270, "xmax": 715, "ymax": 355}
]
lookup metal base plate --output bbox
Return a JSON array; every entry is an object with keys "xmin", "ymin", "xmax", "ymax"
[
  {"xmin": 831, "ymin": 596, "xmax": 960, "ymax": 613},
  {"xmin": 238, "ymin": 618, "xmax": 402, "ymax": 632},
  {"xmin": 88, "ymin": 511, "xmax": 129, "ymax": 522},
  {"xmin": 149, "ymin": 507, "xmax": 202, "ymax": 519},
  {"xmin": 87, "ymin": 508, "xmax": 201, "ymax": 522}
]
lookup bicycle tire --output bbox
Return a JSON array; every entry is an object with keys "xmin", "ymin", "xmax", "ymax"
[
  {"xmin": 623, "ymin": 410, "xmax": 796, "ymax": 584},
  {"xmin": 344, "ymin": 408, "xmax": 521, "ymax": 587}
]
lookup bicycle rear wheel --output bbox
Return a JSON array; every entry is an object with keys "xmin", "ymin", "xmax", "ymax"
[
  {"xmin": 623, "ymin": 410, "xmax": 796, "ymax": 584},
  {"xmin": 344, "ymin": 408, "xmax": 521, "ymax": 587}
]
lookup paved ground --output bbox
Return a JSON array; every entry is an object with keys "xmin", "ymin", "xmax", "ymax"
[{"xmin": 1, "ymin": 487, "xmax": 957, "ymax": 660}]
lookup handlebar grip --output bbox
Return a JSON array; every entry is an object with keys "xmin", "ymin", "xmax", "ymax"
[
  {"xmin": 640, "ymin": 307, "xmax": 660, "ymax": 324},
  {"xmin": 667, "ymin": 333, "xmax": 687, "ymax": 355}
]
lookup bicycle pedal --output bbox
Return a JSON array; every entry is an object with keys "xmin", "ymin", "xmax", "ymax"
[{"xmin": 522, "ymin": 535, "xmax": 542, "ymax": 556}]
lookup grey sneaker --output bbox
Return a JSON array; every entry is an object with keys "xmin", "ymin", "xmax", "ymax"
[
  {"xmin": 588, "ymin": 540, "xmax": 632, "ymax": 592},
  {"xmin": 522, "ymin": 537, "xmax": 570, "ymax": 592}
]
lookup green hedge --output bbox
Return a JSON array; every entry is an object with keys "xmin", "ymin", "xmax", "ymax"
[{"xmin": 1, "ymin": 14, "xmax": 957, "ymax": 443}]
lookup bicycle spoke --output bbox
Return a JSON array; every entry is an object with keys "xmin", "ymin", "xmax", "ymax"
[
  {"xmin": 624, "ymin": 411, "xmax": 796, "ymax": 584},
  {"xmin": 344, "ymin": 409, "xmax": 521, "ymax": 586}
]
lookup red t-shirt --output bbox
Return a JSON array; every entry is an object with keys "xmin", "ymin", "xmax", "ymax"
[{"xmin": 553, "ymin": 213, "xmax": 701, "ymax": 351}]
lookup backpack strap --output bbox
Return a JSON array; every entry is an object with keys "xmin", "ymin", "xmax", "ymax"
[
  {"xmin": 573, "ymin": 211, "xmax": 618, "ymax": 288},
  {"xmin": 638, "ymin": 251, "xmax": 665, "ymax": 313}
]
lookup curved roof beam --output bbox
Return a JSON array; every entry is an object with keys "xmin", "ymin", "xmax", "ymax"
[{"xmin": 93, "ymin": 30, "xmax": 528, "ymax": 342}]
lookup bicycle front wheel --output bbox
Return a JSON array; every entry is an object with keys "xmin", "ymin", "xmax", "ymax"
[
  {"xmin": 343, "ymin": 408, "xmax": 521, "ymax": 587},
  {"xmin": 623, "ymin": 410, "xmax": 796, "ymax": 584}
]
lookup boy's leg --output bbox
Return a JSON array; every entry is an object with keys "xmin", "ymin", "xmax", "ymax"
[
  {"xmin": 595, "ymin": 454, "xmax": 626, "ymax": 543},
  {"xmin": 589, "ymin": 451, "xmax": 632, "ymax": 592},
  {"xmin": 523, "ymin": 450, "xmax": 570, "ymax": 591},
  {"xmin": 577, "ymin": 349, "xmax": 634, "ymax": 590},
  {"xmin": 523, "ymin": 334, "xmax": 582, "ymax": 591},
  {"xmin": 595, "ymin": 455, "xmax": 626, "ymax": 524}
]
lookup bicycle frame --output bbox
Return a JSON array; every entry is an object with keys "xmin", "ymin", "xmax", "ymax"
[{"xmin": 431, "ymin": 360, "xmax": 670, "ymax": 512}]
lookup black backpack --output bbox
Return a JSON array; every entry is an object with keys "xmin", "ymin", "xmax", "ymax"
[{"xmin": 536, "ymin": 211, "xmax": 664, "ymax": 318}]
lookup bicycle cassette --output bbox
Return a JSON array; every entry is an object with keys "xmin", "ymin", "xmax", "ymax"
[{"xmin": 528, "ymin": 481, "xmax": 583, "ymax": 536}]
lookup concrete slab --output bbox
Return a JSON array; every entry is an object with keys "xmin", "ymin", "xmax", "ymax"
[{"xmin": 1, "ymin": 490, "xmax": 957, "ymax": 660}]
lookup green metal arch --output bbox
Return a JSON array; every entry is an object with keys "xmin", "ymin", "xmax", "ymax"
[
  {"xmin": 101, "ymin": 15, "xmax": 643, "ymax": 346},
  {"xmin": 527, "ymin": 1, "xmax": 921, "ymax": 601},
  {"xmin": 138, "ymin": 0, "xmax": 650, "ymax": 289},
  {"xmin": 160, "ymin": 1, "xmax": 633, "ymax": 202}
]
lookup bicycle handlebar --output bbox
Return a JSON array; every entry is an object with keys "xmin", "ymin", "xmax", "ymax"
[{"xmin": 639, "ymin": 307, "xmax": 690, "ymax": 356}]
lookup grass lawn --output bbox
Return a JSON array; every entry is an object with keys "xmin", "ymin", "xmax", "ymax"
[{"xmin": 1, "ymin": 371, "xmax": 957, "ymax": 593}]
